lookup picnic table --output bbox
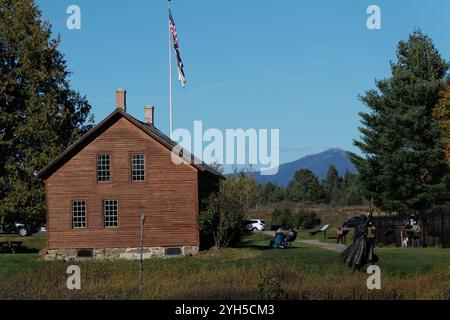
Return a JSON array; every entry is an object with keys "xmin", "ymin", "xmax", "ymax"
[{"xmin": 0, "ymin": 241, "xmax": 23, "ymax": 253}]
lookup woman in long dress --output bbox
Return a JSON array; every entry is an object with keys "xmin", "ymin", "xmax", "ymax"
[{"xmin": 341, "ymin": 208, "xmax": 378, "ymax": 271}]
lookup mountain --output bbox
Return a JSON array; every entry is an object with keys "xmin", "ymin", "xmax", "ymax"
[{"xmin": 253, "ymin": 148, "xmax": 357, "ymax": 187}]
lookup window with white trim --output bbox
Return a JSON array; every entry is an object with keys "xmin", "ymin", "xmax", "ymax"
[
  {"xmin": 131, "ymin": 154, "xmax": 145, "ymax": 182},
  {"xmin": 104, "ymin": 200, "xmax": 118, "ymax": 228},
  {"xmin": 72, "ymin": 200, "xmax": 86, "ymax": 229},
  {"xmin": 97, "ymin": 154, "xmax": 110, "ymax": 182}
]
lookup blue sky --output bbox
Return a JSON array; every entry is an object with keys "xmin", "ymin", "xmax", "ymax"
[{"xmin": 36, "ymin": 0, "xmax": 450, "ymax": 169}]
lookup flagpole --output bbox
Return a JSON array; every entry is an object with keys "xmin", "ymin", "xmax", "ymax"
[{"xmin": 168, "ymin": 0, "xmax": 173, "ymax": 139}]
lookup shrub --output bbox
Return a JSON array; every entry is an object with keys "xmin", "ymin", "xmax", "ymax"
[
  {"xmin": 257, "ymin": 275, "xmax": 285, "ymax": 300},
  {"xmin": 198, "ymin": 171, "xmax": 258, "ymax": 248},
  {"xmin": 295, "ymin": 210, "xmax": 321, "ymax": 229},
  {"xmin": 271, "ymin": 208, "xmax": 294, "ymax": 229}
]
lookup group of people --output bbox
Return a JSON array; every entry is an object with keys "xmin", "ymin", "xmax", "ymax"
[{"xmin": 269, "ymin": 227, "xmax": 297, "ymax": 249}]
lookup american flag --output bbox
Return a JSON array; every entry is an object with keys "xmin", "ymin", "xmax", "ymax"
[{"xmin": 169, "ymin": 8, "xmax": 186, "ymax": 88}]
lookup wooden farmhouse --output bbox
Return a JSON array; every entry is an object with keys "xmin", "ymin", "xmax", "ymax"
[{"xmin": 38, "ymin": 89, "xmax": 224, "ymax": 260}]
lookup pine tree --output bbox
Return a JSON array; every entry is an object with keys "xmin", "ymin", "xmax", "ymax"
[
  {"xmin": 351, "ymin": 30, "xmax": 450, "ymax": 214},
  {"xmin": 258, "ymin": 182, "xmax": 285, "ymax": 205},
  {"xmin": 342, "ymin": 171, "xmax": 364, "ymax": 205},
  {"xmin": 0, "ymin": 0, "xmax": 93, "ymax": 222},
  {"xmin": 322, "ymin": 165, "xmax": 342, "ymax": 204},
  {"xmin": 287, "ymin": 169, "xmax": 323, "ymax": 203}
]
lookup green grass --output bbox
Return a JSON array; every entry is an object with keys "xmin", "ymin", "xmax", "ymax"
[
  {"xmin": 297, "ymin": 227, "xmax": 355, "ymax": 245},
  {"xmin": 0, "ymin": 233, "xmax": 46, "ymax": 251},
  {"xmin": 0, "ymin": 233, "xmax": 46, "ymax": 278},
  {"xmin": 0, "ymin": 233, "xmax": 449, "ymax": 300}
]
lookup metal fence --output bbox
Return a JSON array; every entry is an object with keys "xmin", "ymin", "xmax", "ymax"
[
  {"xmin": 420, "ymin": 208, "xmax": 450, "ymax": 248},
  {"xmin": 372, "ymin": 208, "xmax": 450, "ymax": 248}
]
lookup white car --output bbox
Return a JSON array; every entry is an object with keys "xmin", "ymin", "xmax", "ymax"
[{"xmin": 244, "ymin": 219, "xmax": 266, "ymax": 232}]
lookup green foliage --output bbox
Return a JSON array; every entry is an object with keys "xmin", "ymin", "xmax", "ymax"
[
  {"xmin": 258, "ymin": 182, "xmax": 285, "ymax": 205},
  {"xmin": 352, "ymin": 30, "xmax": 450, "ymax": 214},
  {"xmin": 271, "ymin": 208, "xmax": 294, "ymax": 229},
  {"xmin": 321, "ymin": 165, "xmax": 346, "ymax": 205},
  {"xmin": 199, "ymin": 172, "xmax": 258, "ymax": 248},
  {"xmin": 272, "ymin": 208, "xmax": 321, "ymax": 230},
  {"xmin": 0, "ymin": 0, "xmax": 93, "ymax": 222},
  {"xmin": 257, "ymin": 166, "xmax": 364, "ymax": 206},
  {"xmin": 295, "ymin": 210, "xmax": 321, "ymax": 230},
  {"xmin": 287, "ymin": 169, "xmax": 324, "ymax": 203},
  {"xmin": 343, "ymin": 171, "xmax": 365, "ymax": 205},
  {"xmin": 435, "ymin": 85, "xmax": 450, "ymax": 164}
]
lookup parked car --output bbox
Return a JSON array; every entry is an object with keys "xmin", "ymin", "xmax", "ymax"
[
  {"xmin": 0, "ymin": 221, "xmax": 39, "ymax": 237},
  {"xmin": 243, "ymin": 219, "xmax": 266, "ymax": 232}
]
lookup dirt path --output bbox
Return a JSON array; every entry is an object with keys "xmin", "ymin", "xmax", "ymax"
[
  {"xmin": 298, "ymin": 240, "xmax": 348, "ymax": 253},
  {"xmin": 262, "ymin": 231, "xmax": 348, "ymax": 253}
]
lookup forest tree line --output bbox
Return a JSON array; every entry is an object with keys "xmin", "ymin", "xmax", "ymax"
[{"xmin": 258, "ymin": 165, "xmax": 364, "ymax": 207}]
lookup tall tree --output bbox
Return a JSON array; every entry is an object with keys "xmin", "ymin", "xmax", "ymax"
[
  {"xmin": 198, "ymin": 171, "xmax": 257, "ymax": 248},
  {"xmin": 434, "ymin": 85, "xmax": 450, "ymax": 165},
  {"xmin": 0, "ymin": 0, "xmax": 93, "ymax": 222},
  {"xmin": 322, "ymin": 165, "xmax": 342, "ymax": 204},
  {"xmin": 287, "ymin": 169, "xmax": 323, "ymax": 203},
  {"xmin": 258, "ymin": 182, "xmax": 285, "ymax": 205},
  {"xmin": 342, "ymin": 170, "xmax": 364, "ymax": 205},
  {"xmin": 351, "ymin": 30, "xmax": 450, "ymax": 214}
]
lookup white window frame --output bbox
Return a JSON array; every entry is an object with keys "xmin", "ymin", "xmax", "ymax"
[
  {"xmin": 104, "ymin": 199, "xmax": 119, "ymax": 228},
  {"xmin": 97, "ymin": 154, "xmax": 111, "ymax": 182},
  {"xmin": 72, "ymin": 200, "xmax": 87, "ymax": 229},
  {"xmin": 131, "ymin": 154, "xmax": 145, "ymax": 182}
]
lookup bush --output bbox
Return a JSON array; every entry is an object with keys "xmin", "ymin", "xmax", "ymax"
[
  {"xmin": 271, "ymin": 208, "xmax": 294, "ymax": 229},
  {"xmin": 294, "ymin": 210, "xmax": 321, "ymax": 230},
  {"xmin": 198, "ymin": 171, "xmax": 258, "ymax": 248}
]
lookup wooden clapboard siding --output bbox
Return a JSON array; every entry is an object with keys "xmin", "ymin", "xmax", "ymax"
[{"xmin": 46, "ymin": 117, "xmax": 199, "ymax": 249}]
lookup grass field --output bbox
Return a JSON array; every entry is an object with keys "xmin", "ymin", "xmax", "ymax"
[{"xmin": 0, "ymin": 233, "xmax": 449, "ymax": 300}]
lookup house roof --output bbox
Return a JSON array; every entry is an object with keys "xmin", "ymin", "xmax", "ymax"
[{"xmin": 37, "ymin": 109, "xmax": 225, "ymax": 180}]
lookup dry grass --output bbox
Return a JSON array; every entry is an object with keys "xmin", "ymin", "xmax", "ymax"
[{"xmin": 1, "ymin": 257, "xmax": 449, "ymax": 300}]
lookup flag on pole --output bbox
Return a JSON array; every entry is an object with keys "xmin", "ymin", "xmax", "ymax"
[{"xmin": 169, "ymin": 7, "xmax": 186, "ymax": 88}]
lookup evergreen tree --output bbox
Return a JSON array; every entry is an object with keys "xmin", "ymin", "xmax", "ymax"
[
  {"xmin": 258, "ymin": 182, "xmax": 285, "ymax": 205},
  {"xmin": 0, "ymin": 0, "xmax": 93, "ymax": 222},
  {"xmin": 287, "ymin": 169, "xmax": 323, "ymax": 203},
  {"xmin": 342, "ymin": 171, "xmax": 364, "ymax": 205},
  {"xmin": 322, "ymin": 165, "xmax": 342, "ymax": 204},
  {"xmin": 351, "ymin": 30, "xmax": 450, "ymax": 214}
]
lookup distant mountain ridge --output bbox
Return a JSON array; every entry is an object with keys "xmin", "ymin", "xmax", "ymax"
[{"xmin": 253, "ymin": 148, "xmax": 357, "ymax": 187}]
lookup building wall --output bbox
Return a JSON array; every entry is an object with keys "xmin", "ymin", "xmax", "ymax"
[{"xmin": 45, "ymin": 117, "xmax": 199, "ymax": 250}]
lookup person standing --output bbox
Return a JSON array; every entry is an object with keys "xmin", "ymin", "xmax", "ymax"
[
  {"xmin": 337, "ymin": 226, "xmax": 345, "ymax": 244},
  {"xmin": 411, "ymin": 221, "xmax": 421, "ymax": 247}
]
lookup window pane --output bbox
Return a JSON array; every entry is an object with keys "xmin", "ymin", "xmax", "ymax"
[
  {"xmin": 131, "ymin": 154, "xmax": 145, "ymax": 181},
  {"xmin": 104, "ymin": 200, "xmax": 118, "ymax": 228},
  {"xmin": 73, "ymin": 200, "xmax": 86, "ymax": 229},
  {"xmin": 97, "ymin": 154, "xmax": 110, "ymax": 182}
]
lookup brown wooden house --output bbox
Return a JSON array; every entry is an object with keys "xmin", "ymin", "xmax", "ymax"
[{"xmin": 38, "ymin": 89, "xmax": 224, "ymax": 261}]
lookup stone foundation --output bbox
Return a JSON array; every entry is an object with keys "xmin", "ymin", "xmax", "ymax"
[{"xmin": 44, "ymin": 246, "xmax": 199, "ymax": 261}]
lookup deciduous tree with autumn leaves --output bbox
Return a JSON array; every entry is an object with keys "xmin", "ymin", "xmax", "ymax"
[{"xmin": 435, "ymin": 85, "xmax": 450, "ymax": 165}]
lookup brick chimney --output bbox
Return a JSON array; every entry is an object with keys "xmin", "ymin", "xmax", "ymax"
[
  {"xmin": 116, "ymin": 89, "xmax": 127, "ymax": 112},
  {"xmin": 144, "ymin": 106, "xmax": 154, "ymax": 126}
]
